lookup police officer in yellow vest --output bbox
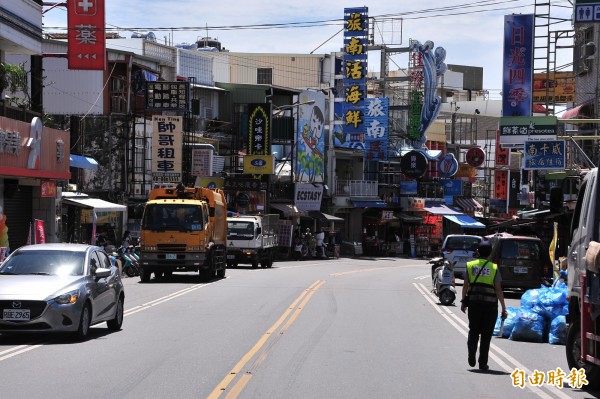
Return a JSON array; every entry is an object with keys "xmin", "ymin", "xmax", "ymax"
[{"xmin": 460, "ymin": 242, "xmax": 507, "ymax": 371}]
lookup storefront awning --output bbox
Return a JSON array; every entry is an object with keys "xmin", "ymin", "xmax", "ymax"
[
  {"xmin": 561, "ymin": 105, "xmax": 583, "ymax": 120},
  {"xmin": 455, "ymin": 197, "xmax": 484, "ymax": 213},
  {"xmin": 397, "ymin": 212, "xmax": 424, "ymax": 224},
  {"xmin": 62, "ymin": 195, "xmax": 126, "ymax": 212},
  {"xmin": 444, "ymin": 215, "xmax": 486, "ymax": 229},
  {"xmin": 308, "ymin": 211, "xmax": 345, "ymax": 223},
  {"xmin": 270, "ymin": 203, "xmax": 306, "ymax": 217},
  {"xmin": 352, "ymin": 199, "xmax": 387, "ymax": 208},
  {"xmin": 423, "ymin": 203, "xmax": 462, "ymax": 215},
  {"xmin": 69, "ymin": 154, "xmax": 99, "ymax": 170}
]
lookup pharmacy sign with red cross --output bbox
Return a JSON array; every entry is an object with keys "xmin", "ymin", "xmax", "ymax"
[{"xmin": 68, "ymin": 0, "xmax": 106, "ymax": 70}]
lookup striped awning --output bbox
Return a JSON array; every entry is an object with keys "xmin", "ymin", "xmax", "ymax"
[{"xmin": 455, "ymin": 198, "xmax": 484, "ymax": 213}]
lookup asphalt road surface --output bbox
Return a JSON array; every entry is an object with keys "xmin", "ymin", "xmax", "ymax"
[{"xmin": 0, "ymin": 256, "xmax": 597, "ymax": 399}]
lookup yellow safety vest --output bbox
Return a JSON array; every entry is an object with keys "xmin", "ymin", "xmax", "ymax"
[{"xmin": 466, "ymin": 258, "xmax": 498, "ymax": 305}]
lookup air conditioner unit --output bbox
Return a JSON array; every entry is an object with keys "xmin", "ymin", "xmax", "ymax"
[{"xmin": 204, "ymin": 107, "xmax": 213, "ymax": 119}]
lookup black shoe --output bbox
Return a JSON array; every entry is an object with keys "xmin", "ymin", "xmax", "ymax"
[
  {"xmin": 479, "ymin": 364, "xmax": 489, "ymax": 371},
  {"xmin": 468, "ymin": 354, "xmax": 476, "ymax": 367}
]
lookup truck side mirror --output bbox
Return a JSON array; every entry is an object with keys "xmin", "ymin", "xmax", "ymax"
[{"xmin": 550, "ymin": 187, "xmax": 563, "ymax": 213}]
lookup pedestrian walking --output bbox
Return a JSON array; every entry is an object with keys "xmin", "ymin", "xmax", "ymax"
[{"xmin": 460, "ymin": 242, "xmax": 507, "ymax": 371}]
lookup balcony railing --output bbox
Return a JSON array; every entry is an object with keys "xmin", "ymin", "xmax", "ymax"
[{"xmin": 335, "ymin": 180, "xmax": 378, "ymax": 197}]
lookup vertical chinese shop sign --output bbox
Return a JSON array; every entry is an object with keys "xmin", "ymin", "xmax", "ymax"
[
  {"xmin": 247, "ymin": 104, "xmax": 271, "ymax": 156},
  {"xmin": 502, "ymin": 14, "xmax": 534, "ymax": 117},
  {"xmin": 364, "ymin": 97, "xmax": 389, "ymax": 161},
  {"xmin": 494, "ymin": 170, "xmax": 508, "ymax": 200},
  {"xmin": 342, "ymin": 7, "xmax": 368, "ymax": 145},
  {"xmin": 68, "ymin": 0, "xmax": 106, "ymax": 70},
  {"xmin": 151, "ymin": 115, "xmax": 182, "ymax": 183}
]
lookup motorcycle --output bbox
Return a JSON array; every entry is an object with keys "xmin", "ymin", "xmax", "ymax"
[
  {"xmin": 429, "ymin": 257, "xmax": 457, "ymax": 306},
  {"xmin": 116, "ymin": 245, "xmax": 141, "ymax": 277}
]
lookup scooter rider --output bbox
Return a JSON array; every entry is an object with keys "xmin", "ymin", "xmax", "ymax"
[{"xmin": 461, "ymin": 242, "xmax": 507, "ymax": 371}]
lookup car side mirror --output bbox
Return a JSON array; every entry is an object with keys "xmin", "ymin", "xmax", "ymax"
[{"xmin": 95, "ymin": 267, "xmax": 111, "ymax": 278}]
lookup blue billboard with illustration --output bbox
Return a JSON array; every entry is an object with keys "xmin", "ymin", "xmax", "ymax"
[{"xmin": 296, "ymin": 90, "xmax": 326, "ymax": 182}]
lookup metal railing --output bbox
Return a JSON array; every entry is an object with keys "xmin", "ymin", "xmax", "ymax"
[{"xmin": 334, "ymin": 180, "xmax": 378, "ymax": 197}]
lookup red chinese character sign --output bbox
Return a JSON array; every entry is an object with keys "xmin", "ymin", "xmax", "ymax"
[
  {"xmin": 68, "ymin": 0, "xmax": 106, "ymax": 70},
  {"xmin": 465, "ymin": 147, "xmax": 485, "ymax": 168}
]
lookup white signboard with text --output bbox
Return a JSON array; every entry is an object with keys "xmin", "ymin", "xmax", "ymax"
[{"xmin": 294, "ymin": 182, "xmax": 323, "ymax": 211}]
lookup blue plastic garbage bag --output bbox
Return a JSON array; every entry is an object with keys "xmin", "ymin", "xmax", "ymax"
[
  {"xmin": 549, "ymin": 315, "xmax": 567, "ymax": 345},
  {"xmin": 521, "ymin": 288, "xmax": 541, "ymax": 309},
  {"xmin": 534, "ymin": 286, "xmax": 568, "ymax": 320},
  {"xmin": 494, "ymin": 306, "xmax": 518, "ymax": 338},
  {"xmin": 510, "ymin": 308, "xmax": 546, "ymax": 343}
]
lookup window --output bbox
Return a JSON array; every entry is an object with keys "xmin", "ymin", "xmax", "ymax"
[{"xmin": 257, "ymin": 68, "xmax": 273, "ymax": 85}]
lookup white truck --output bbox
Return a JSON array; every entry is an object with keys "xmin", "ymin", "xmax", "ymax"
[
  {"xmin": 564, "ymin": 168, "xmax": 600, "ymax": 388},
  {"xmin": 226, "ymin": 214, "xmax": 279, "ymax": 268}
]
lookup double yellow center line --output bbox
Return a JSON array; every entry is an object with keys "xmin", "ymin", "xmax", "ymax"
[{"xmin": 208, "ymin": 279, "xmax": 326, "ymax": 399}]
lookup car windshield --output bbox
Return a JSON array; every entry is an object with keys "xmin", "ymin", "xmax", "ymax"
[
  {"xmin": 142, "ymin": 204, "xmax": 203, "ymax": 232},
  {"xmin": 0, "ymin": 250, "xmax": 85, "ymax": 276},
  {"xmin": 227, "ymin": 221, "xmax": 255, "ymax": 239},
  {"xmin": 445, "ymin": 237, "xmax": 481, "ymax": 251},
  {"xmin": 500, "ymin": 240, "xmax": 541, "ymax": 261}
]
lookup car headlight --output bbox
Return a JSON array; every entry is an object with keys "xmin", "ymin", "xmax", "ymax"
[
  {"xmin": 54, "ymin": 290, "xmax": 80, "ymax": 304},
  {"xmin": 243, "ymin": 249, "xmax": 256, "ymax": 255}
]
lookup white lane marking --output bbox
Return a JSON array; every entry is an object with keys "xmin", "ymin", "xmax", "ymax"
[
  {"xmin": 414, "ymin": 275, "xmax": 429, "ymax": 280},
  {"xmin": 414, "ymin": 283, "xmax": 572, "ymax": 399},
  {"xmin": 0, "ymin": 279, "xmax": 220, "ymax": 362}
]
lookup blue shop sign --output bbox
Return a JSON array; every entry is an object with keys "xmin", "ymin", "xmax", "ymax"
[{"xmin": 523, "ymin": 140, "xmax": 565, "ymax": 170}]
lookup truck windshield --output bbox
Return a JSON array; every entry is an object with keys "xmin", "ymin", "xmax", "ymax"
[
  {"xmin": 227, "ymin": 221, "xmax": 254, "ymax": 239},
  {"xmin": 142, "ymin": 204, "xmax": 203, "ymax": 232}
]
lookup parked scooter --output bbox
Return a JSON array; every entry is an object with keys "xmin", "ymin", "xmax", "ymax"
[
  {"xmin": 116, "ymin": 245, "xmax": 140, "ymax": 277},
  {"xmin": 429, "ymin": 257, "xmax": 457, "ymax": 306}
]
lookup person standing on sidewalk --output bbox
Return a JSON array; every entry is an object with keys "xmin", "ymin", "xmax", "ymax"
[{"xmin": 460, "ymin": 242, "xmax": 507, "ymax": 371}]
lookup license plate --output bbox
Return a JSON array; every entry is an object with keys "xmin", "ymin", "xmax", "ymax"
[
  {"xmin": 3, "ymin": 309, "xmax": 30, "ymax": 321},
  {"xmin": 227, "ymin": 255, "xmax": 235, "ymax": 260},
  {"xmin": 514, "ymin": 266, "xmax": 528, "ymax": 274},
  {"xmin": 166, "ymin": 254, "xmax": 177, "ymax": 260}
]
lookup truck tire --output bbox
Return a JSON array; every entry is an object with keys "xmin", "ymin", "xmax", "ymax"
[
  {"xmin": 216, "ymin": 267, "xmax": 226, "ymax": 279},
  {"xmin": 199, "ymin": 269, "xmax": 212, "ymax": 282},
  {"xmin": 566, "ymin": 319, "xmax": 600, "ymax": 389},
  {"xmin": 251, "ymin": 261, "xmax": 259, "ymax": 269}
]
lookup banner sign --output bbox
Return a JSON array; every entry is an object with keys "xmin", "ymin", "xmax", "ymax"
[
  {"xmin": 243, "ymin": 155, "xmax": 275, "ymax": 175},
  {"xmin": 400, "ymin": 150, "xmax": 428, "ymax": 180},
  {"xmin": 146, "ymin": 82, "xmax": 189, "ymax": 111},
  {"xmin": 195, "ymin": 177, "xmax": 223, "ymax": 189},
  {"xmin": 296, "ymin": 91, "xmax": 326, "ymax": 182},
  {"xmin": 223, "ymin": 178, "xmax": 264, "ymax": 191},
  {"xmin": 294, "ymin": 182, "xmax": 323, "ymax": 211},
  {"xmin": 191, "ymin": 148, "xmax": 213, "ymax": 177},
  {"xmin": 494, "ymin": 170, "xmax": 509, "ymax": 200},
  {"xmin": 499, "ymin": 116, "xmax": 557, "ymax": 148},
  {"xmin": 533, "ymin": 72, "xmax": 575, "ymax": 103},
  {"xmin": 442, "ymin": 179, "xmax": 463, "ymax": 196},
  {"xmin": 68, "ymin": 0, "xmax": 106, "ymax": 70},
  {"xmin": 523, "ymin": 140, "xmax": 566, "ymax": 170},
  {"xmin": 34, "ymin": 219, "xmax": 46, "ymax": 244},
  {"xmin": 341, "ymin": 7, "xmax": 368, "ymax": 144},
  {"xmin": 41, "ymin": 180, "xmax": 57, "ymax": 198},
  {"xmin": 151, "ymin": 115, "xmax": 182, "ymax": 183},
  {"xmin": 495, "ymin": 130, "xmax": 510, "ymax": 166},
  {"xmin": 364, "ymin": 97, "xmax": 389, "ymax": 161},
  {"xmin": 502, "ymin": 14, "xmax": 534, "ymax": 117},
  {"xmin": 247, "ymin": 104, "xmax": 271, "ymax": 156}
]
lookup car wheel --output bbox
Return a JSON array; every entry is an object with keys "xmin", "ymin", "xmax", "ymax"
[
  {"xmin": 139, "ymin": 268, "xmax": 151, "ymax": 283},
  {"xmin": 199, "ymin": 269, "xmax": 212, "ymax": 282},
  {"xmin": 107, "ymin": 296, "xmax": 124, "ymax": 331},
  {"xmin": 75, "ymin": 303, "xmax": 91, "ymax": 341}
]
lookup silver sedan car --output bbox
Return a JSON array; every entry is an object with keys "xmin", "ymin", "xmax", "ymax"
[{"xmin": 0, "ymin": 243, "xmax": 124, "ymax": 341}]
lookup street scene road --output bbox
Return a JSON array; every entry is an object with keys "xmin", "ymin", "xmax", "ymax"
[{"xmin": 0, "ymin": 257, "xmax": 594, "ymax": 399}]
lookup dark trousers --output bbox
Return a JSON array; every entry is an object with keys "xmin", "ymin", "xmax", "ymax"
[{"xmin": 467, "ymin": 302, "xmax": 498, "ymax": 366}]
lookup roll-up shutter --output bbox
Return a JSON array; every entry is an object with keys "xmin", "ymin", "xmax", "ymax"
[{"xmin": 3, "ymin": 186, "xmax": 33, "ymax": 251}]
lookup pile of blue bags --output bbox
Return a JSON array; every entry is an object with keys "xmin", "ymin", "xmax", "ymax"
[{"xmin": 493, "ymin": 272, "xmax": 568, "ymax": 345}]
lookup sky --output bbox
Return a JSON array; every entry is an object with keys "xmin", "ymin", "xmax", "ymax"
[{"xmin": 41, "ymin": 0, "xmax": 575, "ymax": 100}]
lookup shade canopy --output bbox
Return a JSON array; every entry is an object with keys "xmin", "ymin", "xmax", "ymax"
[
  {"xmin": 69, "ymin": 154, "xmax": 99, "ymax": 170},
  {"xmin": 443, "ymin": 215, "xmax": 486, "ymax": 229},
  {"xmin": 423, "ymin": 203, "xmax": 462, "ymax": 215}
]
